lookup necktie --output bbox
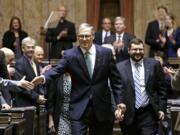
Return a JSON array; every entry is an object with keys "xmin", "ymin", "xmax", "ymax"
[
  {"xmin": 104, "ymin": 32, "xmax": 108, "ymax": 43},
  {"xmin": 30, "ymin": 60, "xmax": 38, "ymax": 76},
  {"xmin": 84, "ymin": 51, "xmax": 93, "ymax": 78},
  {"xmin": 134, "ymin": 63, "xmax": 148, "ymax": 109}
]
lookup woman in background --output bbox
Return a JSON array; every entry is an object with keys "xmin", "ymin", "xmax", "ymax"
[
  {"xmin": 162, "ymin": 13, "xmax": 180, "ymax": 58},
  {"xmin": 2, "ymin": 16, "xmax": 28, "ymax": 58}
]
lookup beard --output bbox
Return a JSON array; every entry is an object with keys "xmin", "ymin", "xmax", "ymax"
[{"xmin": 130, "ymin": 54, "xmax": 144, "ymax": 62}]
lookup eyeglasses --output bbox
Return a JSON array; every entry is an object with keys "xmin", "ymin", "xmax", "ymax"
[
  {"xmin": 78, "ymin": 35, "xmax": 92, "ymax": 39},
  {"xmin": 130, "ymin": 48, "xmax": 144, "ymax": 52}
]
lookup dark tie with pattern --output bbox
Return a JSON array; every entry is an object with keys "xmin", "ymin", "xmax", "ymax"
[{"xmin": 84, "ymin": 51, "xmax": 92, "ymax": 78}]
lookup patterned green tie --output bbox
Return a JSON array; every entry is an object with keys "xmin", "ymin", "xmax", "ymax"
[{"xmin": 84, "ymin": 51, "xmax": 92, "ymax": 78}]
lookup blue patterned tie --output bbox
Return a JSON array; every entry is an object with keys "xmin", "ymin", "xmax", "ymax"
[
  {"xmin": 134, "ymin": 63, "xmax": 142, "ymax": 109},
  {"xmin": 134, "ymin": 63, "xmax": 149, "ymax": 108},
  {"xmin": 84, "ymin": 51, "xmax": 92, "ymax": 78}
]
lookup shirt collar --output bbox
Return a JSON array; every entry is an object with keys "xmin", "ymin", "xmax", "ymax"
[
  {"xmin": 130, "ymin": 58, "xmax": 143, "ymax": 67},
  {"xmin": 80, "ymin": 44, "xmax": 96, "ymax": 55},
  {"xmin": 116, "ymin": 32, "xmax": 124, "ymax": 37}
]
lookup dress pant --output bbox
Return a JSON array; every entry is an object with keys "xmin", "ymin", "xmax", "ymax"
[
  {"xmin": 121, "ymin": 105, "xmax": 158, "ymax": 135},
  {"xmin": 71, "ymin": 101, "xmax": 114, "ymax": 135}
]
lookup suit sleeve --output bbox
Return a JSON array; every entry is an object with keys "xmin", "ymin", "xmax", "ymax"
[
  {"xmin": 145, "ymin": 23, "xmax": 161, "ymax": 49},
  {"xmin": 44, "ymin": 52, "xmax": 68, "ymax": 83},
  {"xmin": 108, "ymin": 51, "xmax": 124, "ymax": 104},
  {"xmin": 155, "ymin": 61, "xmax": 167, "ymax": 112},
  {"xmin": 15, "ymin": 60, "xmax": 39, "ymax": 102}
]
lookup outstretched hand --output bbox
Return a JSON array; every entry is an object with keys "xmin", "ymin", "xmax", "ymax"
[
  {"xmin": 31, "ymin": 76, "xmax": 44, "ymax": 86},
  {"xmin": 18, "ymin": 76, "xmax": 34, "ymax": 90}
]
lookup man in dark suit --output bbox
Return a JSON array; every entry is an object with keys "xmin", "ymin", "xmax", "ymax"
[
  {"xmin": 32, "ymin": 23, "xmax": 126, "ymax": 135},
  {"xmin": 46, "ymin": 5, "xmax": 77, "ymax": 59},
  {"xmin": 14, "ymin": 37, "xmax": 46, "ymax": 107},
  {"xmin": 116, "ymin": 38, "xmax": 167, "ymax": 135},
  {"xmin": 105, "ymin": 16, "xmax": 135, "ymax": 63},
  {"xmin": 145, "ymin": 5, "xmax": 168, "ymax": 57},
  {"xmin": 93, "ymin": 17, "xmax": 114, "ymax": 45}
]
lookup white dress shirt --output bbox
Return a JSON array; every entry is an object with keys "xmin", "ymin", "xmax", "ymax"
[{"xmin": 80, "ymin": 44, "xmax": 96, "ymax": 74}]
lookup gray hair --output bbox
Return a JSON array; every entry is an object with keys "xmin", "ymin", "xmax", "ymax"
[
  {"xmin": 21, "ymin": 37, "xmax": 36, "ymax": 48},
  {"xmin": 114, "ymin": 16, "xmax": 125, "ymax": 23},
  {"xmin": 78, "ymin": 23, "xmax": 95, "ymax": 35}
]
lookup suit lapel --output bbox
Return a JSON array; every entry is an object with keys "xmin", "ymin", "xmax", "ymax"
[
  {"xmin": 125, "ymin": 60, "xmax": 135, "ymax": 88},
  {"xmin": 77, "ymin": 47, "xmax": 91, "ymax": 79},
  {"xmin": 92, "ymin": 45, "xmax": 103, "ymax": 79},
  {"xmin": 143, "ymin": 59, "xmax": 150, "ymax": 85}
]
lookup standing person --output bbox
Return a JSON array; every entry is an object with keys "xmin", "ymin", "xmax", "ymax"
[
  {"xmin": 105, "ymin": 16, "xmax": 135, "ymax": 63},
  {"xmin": 47, "ymin": 73, "xmax": 72, "ymax": 135},
  {"xmin": 145, "ymin": 5, "xmax": 168, "ymax": 57},
  {"xmin": 33, "ymin": 46, "xmax": 51, "ymax": 74},
  {"xmin": 14, "ymin": 37, "xmax": 46, "ymax": 107},
  {"xmin": 116, "ymin": 38, "xmax": 167, "ymax": 135},
  {"xmin": 46, "ymin": 4, "xmax": 77, "ymax": 59},
  {"xmin": 162, "ymin": 13, "xmax": 180, "ymax": 58},
  {"xmin": 32, "ymin": 23, "xmax": 126, "ymax": 135},
  {"xmin": 93, "ymin": 17, "xmax": 114, "ymax": 45},
  {"xmin": 2, "ymin": 16, "xmax": 28, "ymax": 58}
]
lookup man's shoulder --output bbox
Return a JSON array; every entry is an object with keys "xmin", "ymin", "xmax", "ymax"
[
  {"xmin": 117, "ymin": 59, "xmax": 129, "ymax": 67},
  {"xmin": 148, "ymin": 20, "xmax": 158, "ymax": 26}
]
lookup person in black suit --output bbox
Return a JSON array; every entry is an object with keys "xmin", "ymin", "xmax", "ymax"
[
  {"xmin": 46, "ymin": 5, "xmax": 77, "ymax": 59},
  {"xmin": 2, "ymin": 16, "xmax": 28, "ymax": 58},
  {"xmin": 116, "ymin": 38, "xmax": 167, "ymax": 135},
  {"xmin": 14, "ymin": 37, "xmax": 46, "ymax": 107},
  {"xmin": 145, "ymin": 5, "xmax": 168, "ymax": 57},
  {"xmin": 93, "ymin": 17, "xmax": 114, "ymax": 45},
  {"xmin": 32, "ymin": 23, "xmax": 126, "ymax": 135},
  {"xmin": 105, "ymin": 16, "xmax": 135, "ymax": 63}
]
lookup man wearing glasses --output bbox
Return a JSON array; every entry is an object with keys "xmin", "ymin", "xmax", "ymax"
[{"xmin": 32, "ymin": 23, "xmax": 126, "ymax": 135}]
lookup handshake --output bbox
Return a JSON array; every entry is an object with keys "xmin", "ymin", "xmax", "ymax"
[{"xmin": 18, "ymin": 76, "xmax": 44, "ymax": 91}]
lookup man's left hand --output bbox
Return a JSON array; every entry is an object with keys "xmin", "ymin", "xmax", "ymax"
[
  {"xmin": 158, "ymin": 111, "xmax": 165, "ymax": 120},
  {"xmin": 115, "ymin": 103, "xmax": 126, "ymax": 121}
]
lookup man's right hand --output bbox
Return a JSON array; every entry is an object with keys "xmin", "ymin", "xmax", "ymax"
[
  {"xmin": 31, "ymin": 76, "xmax": 44, "ymax": 86},
  {"xmin": 38, "ymin": 95, "xmax": 47, "ymax": 104}
]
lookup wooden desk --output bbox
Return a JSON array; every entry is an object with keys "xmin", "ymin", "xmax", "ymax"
[
  {"xmin": 168, "ymin": 58, "xmax": 180, "ymax": 65},
  {"xmin": 0, "ymin": 124, "xmax": 13, "ymax": 135},
  {"xmin": 12, "ymin": 119, "xmax": 26, "ymax": 135}
]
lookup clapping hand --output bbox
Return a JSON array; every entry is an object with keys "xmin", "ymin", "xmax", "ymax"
[
  {"xmin": 18, "ymin": 76, "xmax": 34, "ymax": 90},
  {"xmin": 31, "ymin": 76, "xmax": 44, "ymax": 86}
]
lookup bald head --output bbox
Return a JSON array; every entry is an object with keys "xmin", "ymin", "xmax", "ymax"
[
  {"xmin": 0, "ymin": 47, "xmax": 15, "ymax": 64},
  {"xmin": 33, "ymin": 46, "xmax": 44, "ymax": 64}
]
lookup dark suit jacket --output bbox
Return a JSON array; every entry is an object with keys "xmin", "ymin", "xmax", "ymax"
[
  {"xmin": 116, "ymin": 58, "xmax": 167, "ymax": 125},
  {"xmin": 14, "ymin": 55, "xmax": 43, "ymax": 107},
  {"xmin": 93, "ymin": 30, "xmax": 114, "ymax": 45},
  {"xmin": 46, "ymin": 19, "xmax": 76, "ymax": 58},
  {"xmin": 2, "ymin": 30, "xmax": 28, "ymax": 53},
  {"xmin": 145, "ymin": 20, "xmax": 166, "ymax": 56},
  {"xmin": 105, "ymin": 32, "xmax": 135, "ymax": 63},
  {"xmin": 44, "ymin": 45, "xmax": 124, "ymax": 121}
]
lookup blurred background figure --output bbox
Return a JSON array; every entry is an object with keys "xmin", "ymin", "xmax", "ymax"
[
  {"xmin": 33, "ymin": 46, "xmax": 51, "ymax": 74},
  {"xmin": 162, "ymin": 13, "xmax": 180, "ymax": 58},
  {"xmin": 46, "ymin": 4, "xmax": 76, "ymax": 59},
  {"xmin": 94, "ymin": 17, "xmax": 114, "ymax": 45},
  {"xmin": 145, "ymin": 5, "xmax": 168, "ymax": 57},
  {"xmin": 105, "ymin": 16, "xmax": 135, "ymax": 63},
  {"xmin": 2, "ymin": 16, "xmax": 28, "ymax": 58},
  {"xmin": 0, "ymin": 47, "xmax": 15, "ymax": 79}
]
